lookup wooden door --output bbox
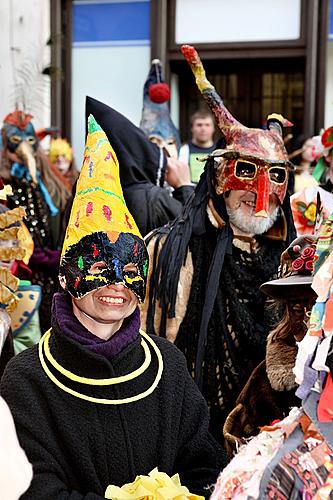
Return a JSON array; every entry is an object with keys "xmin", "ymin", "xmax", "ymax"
[{"xmin": 174, "ymin": 57, "xmax": 305, "ymax": 143}]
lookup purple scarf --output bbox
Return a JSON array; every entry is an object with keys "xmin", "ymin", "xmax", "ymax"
[{"xmin": 52, "ymin": 293, "xmax": 140, "ymax": 360}]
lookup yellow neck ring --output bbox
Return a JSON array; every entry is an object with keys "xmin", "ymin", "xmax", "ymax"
[
  {"xmin": 38, "ymin": 329, "xmax": 163, "ymax": 405},
  {"xmin": 41, "ymin": 329, "xmax": 152, "ymax": 385}
]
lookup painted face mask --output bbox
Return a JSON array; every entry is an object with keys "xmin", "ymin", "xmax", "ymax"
[
  {"xmin": 59, "ymin": 114, "xmax": 148, "ymax": 302},
  {"xmin": 60, "ymin": 232, "xmax": 148, "ymax": 301},
  {"xmin": 3, "ymin": 122, "xmax": 38, "ymax": 154},
  {"xmin": 2, "ymin": 111, "xmax": 38, "ymax": 183},
  {"xmin": 214, "ymin": 153, "xmax": 289, "ymax": 217},
  {"xmin": 3, "ymin": 111, "xmax": 38, "ymax": 152},
  {"xmin": 181, "ymin": 45, "xmax": 293, "ymax": 217}
]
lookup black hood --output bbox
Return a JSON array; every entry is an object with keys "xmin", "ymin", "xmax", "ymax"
[{"xmin": 85, "ymin": 96, "xmax": 166, "ymax": 187}]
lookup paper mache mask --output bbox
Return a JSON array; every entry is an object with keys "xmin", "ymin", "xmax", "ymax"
[{"xmin": 181, "ymin": 45, "xmax": 293, "ymax": 217}]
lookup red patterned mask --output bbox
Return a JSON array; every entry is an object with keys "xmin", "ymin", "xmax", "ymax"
[{"xmin": 215, "ymin": 154, "xmax": 288, "ymax": 217}]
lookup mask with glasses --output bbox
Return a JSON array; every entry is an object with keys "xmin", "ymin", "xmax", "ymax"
[{"xmin": 213, "ymin": 152, "xmax": 291, "ymax": 217}]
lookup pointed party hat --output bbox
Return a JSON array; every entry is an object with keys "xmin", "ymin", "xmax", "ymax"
[{"xmin": 61, "ymin": 115, "xmax": 142, "ymax": 262}]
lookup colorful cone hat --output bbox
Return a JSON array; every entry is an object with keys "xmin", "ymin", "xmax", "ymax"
[{"xmin": 60, "ymin": 115, "xmax": 148, "ymax": 301}]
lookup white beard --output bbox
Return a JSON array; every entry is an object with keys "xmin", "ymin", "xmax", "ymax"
[{"xmin": 226, "ymin": 205, "xmax": 280, "ymax": 235}]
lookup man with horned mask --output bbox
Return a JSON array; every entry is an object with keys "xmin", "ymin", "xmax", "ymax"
[{"xmin": 141, "ymin": 45, "xmax": 296, "ymax": 444}]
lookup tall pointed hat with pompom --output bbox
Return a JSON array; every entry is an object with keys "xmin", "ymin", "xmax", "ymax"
[
  {"xmin": 140, "ymin": 59, "xmax": 180, "ymax": 154},
  {"xmin": 59, "ymin": 115, "xmax": 148, "ymax": 301}
]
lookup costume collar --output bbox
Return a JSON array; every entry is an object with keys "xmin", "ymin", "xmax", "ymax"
[{"xmin": 206, "ymin": 199, "xmax": 226, "ymax": 229}]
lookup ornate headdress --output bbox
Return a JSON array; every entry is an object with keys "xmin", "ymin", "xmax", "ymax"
[
  {"xmin": 181, "ymin": 45, "xmax": 293, "ymax": 217},
  {"xmin": 49, "ymin": 138, "xmax": 73, "ymax": 164}
]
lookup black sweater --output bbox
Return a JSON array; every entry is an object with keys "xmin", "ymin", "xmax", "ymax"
[{"xmin": 1, "ymin": 319, "xmax": 224, "ymax": 499}]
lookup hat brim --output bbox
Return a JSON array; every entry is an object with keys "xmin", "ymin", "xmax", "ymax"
[{"xmin": 260, "ymin": 275, "xmax": 313, "ymax": 299}]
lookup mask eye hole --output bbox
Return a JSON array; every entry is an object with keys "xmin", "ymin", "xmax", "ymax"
[
  {"xmin": 124, "ymin": 263, "xmax": 138, "ymax": 275},
  {"xmin": 89, "ymin": 261, "xmax": 107, "ymax": 274},
  {"xmin": 235, "ymin": 160, "xmax": 257, "ymax": 179},
  {"xmin": 26, "ymin": 136, "xmax": 36, "ymax": 145},
  {"xmin": 10, "ymin": 135, "xmax": 21, "ymax": 145},
  {"xmin": 269, "ymin": 167, "xmax": 286, "ymax": 184}
]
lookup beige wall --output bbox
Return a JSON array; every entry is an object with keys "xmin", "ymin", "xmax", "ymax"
[
  {"xmin": 71, "ymin": 44, "xmax": 150, "ymax": 162},
  {"xmin": 0, "ymin": 0, "xmax": 51, "ymax": 130},
  {"xmin": 325, "ymin": 41, "xmax": 333, "ymax": 130},
  {"xmin": 175, "ymin": 0, "xmax": 301, "ymax": 44}
]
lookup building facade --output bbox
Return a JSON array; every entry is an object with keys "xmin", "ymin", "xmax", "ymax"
[
  {"xmin": 153, "ymin": 0, "xmax": 328, "ymax": 141},
  {"xmin": 0, "ymin": 0, "xmax": 51, "ymax": 131},
  {"xmin": 1, "ymin": 1, "xmax": 330, "ymax": 158}
]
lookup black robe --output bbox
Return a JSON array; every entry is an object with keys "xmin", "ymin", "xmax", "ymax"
[
  {"xmin": 85, "ymin": 97, "xmax": 194, "ymax": 236},
  {"xmin": 1, "ymin": 315, "xmax": 224, "ymax": 499}
]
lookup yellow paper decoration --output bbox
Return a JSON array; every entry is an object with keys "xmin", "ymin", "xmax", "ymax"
[
  {"xmin": 0, "ymin": 247, "xmax": 26, "ymax": 262},
  {"xmin": 104, "ymin": 468, "xmax": 204, "ymax": 500},
  {"xmin": 61, "ymin": 115, "xmax": 142, "ymax": 261},
  {"xmin": 18, "ymin": 223, "xmax": 34, "ymax": 264},
  {"xmin": 0, "ymin": 193, "xmax": 31, "ymax": 313},
  {"xmin": 0, "ymin": 283, "xmax": 19, "ymax": 312},
  {"xmin": 0, "ymin": 227, "xmax": 20, "ymax": 241},
  {"xmin": 49, "ymin": 137, "xmax": 73, "ymax": 163},
  {"xmin": 0, "ymin": 185, "xmax": 13, "ymax": 200},
  {"xmin": 0, "ymin": 207, "xmax": 26, "ymax": 230},
  {"xmin": 0, "ymin": 267, "xmax": 19, "ymax": 292}
]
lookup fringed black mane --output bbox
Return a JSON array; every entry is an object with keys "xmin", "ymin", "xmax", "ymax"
[{"xmin": 146, "ymin": 158, "xmax": 227, "ymax": 336}]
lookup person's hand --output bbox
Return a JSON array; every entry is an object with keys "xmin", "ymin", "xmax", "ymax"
[{"xmin": 165, "ymin": 157, "xmax": 191, "ymax": 188}]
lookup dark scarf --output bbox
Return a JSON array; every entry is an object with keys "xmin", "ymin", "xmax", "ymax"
[
  {"xmin": 52, "ymin": 293, "xmax": 140, "ymax": 360},
  {"xmin": 175, "ymin": 231, "xmax": 285, "ymax": 433}
]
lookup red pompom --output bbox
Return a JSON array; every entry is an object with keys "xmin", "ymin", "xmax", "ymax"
[{"xmin": 149, "ymin": 83, "xmax": 170, "ymax": 103}]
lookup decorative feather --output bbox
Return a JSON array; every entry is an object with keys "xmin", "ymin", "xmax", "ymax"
[{"xmin": 10, "ymin": 57, "xmax": 50, "ymax": 116}]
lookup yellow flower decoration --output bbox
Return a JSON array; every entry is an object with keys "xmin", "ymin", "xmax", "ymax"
[
  {"xmin": 104, "ymin": 468, "xmax": 204, "ymax": 500},
  {"xmin": 303, "ymin": 202, "xmax": 317, "ymax": 223},
  {"xmin": 49, "ymin": 138, "xmax": 73, "ymax": 163}
]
